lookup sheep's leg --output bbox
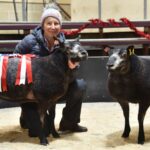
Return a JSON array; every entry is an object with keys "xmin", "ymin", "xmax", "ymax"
[
  {"xmin": 20, "ymin": 107, "xmax": 28, "ymax": 129},
  {"xmin": 118, "ymin": 100, "xmax": 131, "ymax": 138},
  {"xmin": 47, "ymin": 104, "xmax": 60, "ymax": 138},
  {"xmin": 138, "ymin": 103, "xmax": 149, "ymax": 144},
  {"xmin": 37, "ymin": 103, "xmax": 49, "ymax": 145}
]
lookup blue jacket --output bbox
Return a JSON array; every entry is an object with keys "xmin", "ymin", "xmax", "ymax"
[{"xmin": 14, "ymin": 26, "xmax": 66, "ymax": 56}]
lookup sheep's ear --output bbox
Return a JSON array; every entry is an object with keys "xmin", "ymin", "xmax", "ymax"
[
  {"xmin": 104, "ymin": 47, "xmax": 110, "ymax": 53},
  {"xmin": 127, "ymin": 45, "xmax": 134, "ymax": 50},
  {"xmin": 127, "ymin": 45, "xmax": 135, "ymax": 56},
  {"xmin": 63, "ymin": 41, "xmax": 70, "ymax": 51},
  {"xmin": 103, "ymin": 45, "xmax": 113, "ymax": 55}
]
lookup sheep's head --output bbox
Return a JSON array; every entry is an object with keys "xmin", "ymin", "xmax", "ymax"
[
  {"xmin": 106, "ymin": 46, "xmax": 134, "ymax": 74},
  {"xmin": 64, "ymin": 36, "xmax": 88, "ymax": 62}
]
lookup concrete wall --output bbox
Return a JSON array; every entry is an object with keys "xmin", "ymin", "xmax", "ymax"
[
  {"xmin": 0, "ymin": 0, "xmax": 43, "ymax": 22},
  {"xmin": 71, "ymin": 0, "xmax": 99, "ymax": 21},
  {"xmin": 0, "ymin": 0, "xmax": 149, "ymax": 22},
  {"xmin": 77, "ymin": 56, "xmax": 112, "ymax": 102},
  {"xmin": 0, "ymin": 0, "xmax": 70, "ymax": 22},
  {"xmin": 71, "ymin": 0, "xmax": 150, "ymax": 32},
  {"xmin": 101, "ymin": 0, "xmax": 144, "ymax": 20},
  {"xmin": 71, "ymin": 0, "xmax": 150, "ymax": 21}
]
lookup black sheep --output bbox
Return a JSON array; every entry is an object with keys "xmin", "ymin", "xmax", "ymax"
[
  {"xmin": 20, "ymin": 102, "xmax": 58, "ymax": 138},
  {"xmin": 0, "ymin": 39, "xmax": 88, "ymax": 145},
  {"xmin": 106, "ymin": 46, "xmax": 150, "ymax": 144}
]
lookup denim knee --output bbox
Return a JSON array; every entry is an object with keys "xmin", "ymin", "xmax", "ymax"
[{"xmin": 76, "ymin": 79, "xmax": 86, "ymax": 91}]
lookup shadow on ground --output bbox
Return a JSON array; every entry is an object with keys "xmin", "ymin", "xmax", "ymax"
[
  {"xmin": 0, "ymin": 125, "xmax": 39, "ymax": 144},
  {"xmin": 0, "ymin": 125, "xmax": 78, "ymax": 145},
  {"xmin": 105, "ymin": 125, "xmax": 150, "ymax": 148}
]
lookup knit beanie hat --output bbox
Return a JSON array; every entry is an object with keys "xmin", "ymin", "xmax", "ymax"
[{"xmin": 41, "ymin": 3, "xmax": 62, "ymax": 25}]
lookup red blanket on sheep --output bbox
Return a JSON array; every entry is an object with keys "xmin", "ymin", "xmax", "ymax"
[{"xmin": 0, "ymin": 54, "xmax": 35, "ymax": 92}]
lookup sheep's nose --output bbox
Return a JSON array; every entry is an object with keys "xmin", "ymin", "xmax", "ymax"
[
  {"xmin": 107, "ymin": 64, "xmax": 113, "ymax": 68},
  {"xmin": 82, "ymin": 51, "xmax": 88, "ymax": 55},
  {"xmin": 107, "ymin": 57, "xmax": 116, "ymax": 68},
  {"xmin": 106, "ymin": 63, "xmax": 114, "ymax": 69},
  {"xmin": 81, "ymin": 51, "xmax": 88, "ymax": 59}
]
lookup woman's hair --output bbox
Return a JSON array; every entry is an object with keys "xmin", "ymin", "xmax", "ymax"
[{"xmin": 41, "ymin": 3, "xmax": 62, "ymax": 25}]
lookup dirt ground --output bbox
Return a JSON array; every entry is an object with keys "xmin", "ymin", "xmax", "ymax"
[{"xmin": 0, "ymin": 102, "xmax": 150, "ymax": 150}]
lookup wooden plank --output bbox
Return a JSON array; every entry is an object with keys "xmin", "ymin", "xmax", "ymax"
[
  {"xmin": 70, "ymin": 38, "xmax": 150, "ymax": 45},
  {"xmin": 0, "ymin": 20, "xmax": 150, "ymax": 30},
  {"xmin": 0, "ymin": 38, "xmax": 149, "ymax": 50}
]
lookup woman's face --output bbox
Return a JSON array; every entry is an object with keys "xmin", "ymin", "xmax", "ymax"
[{"xmin": 43, "ymin": 16, "xmax": 61, "ymax": 40}]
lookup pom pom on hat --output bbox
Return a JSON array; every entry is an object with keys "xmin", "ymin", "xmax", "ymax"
[{"xmin": 41, "ymin": 3, "xmax": 62, "ymax": 25}]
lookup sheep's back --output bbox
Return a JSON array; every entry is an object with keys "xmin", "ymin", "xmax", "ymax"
[{"xmin": 107, "ymin": 56, "xmax": 150, "ymax": 103}]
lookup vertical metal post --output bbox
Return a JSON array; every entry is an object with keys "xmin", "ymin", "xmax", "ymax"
[
  {"xmin": 22, "ymin": 0, "xmax": 27, "ymax": 21},
  {"xmin": 51, "ymin": 0, "xmax": 56, "ymax": 3},
  {"xmin": 13, "ymin": 0, "xmax": 19, "ymax": 21},
  {"xmin": 98, "ymin": 0, "xmax": 103, "ymax": 38},
  {"xmin": 144, "ymin": 0, "xmax": 147, "ymax": 19},
  {"xmin": 98, "ymin": 0, "xmax": 101, "ymax": 19},
  {"xmin": 143, "ymin": 0, "xmax": 149, "ymax": 55}
]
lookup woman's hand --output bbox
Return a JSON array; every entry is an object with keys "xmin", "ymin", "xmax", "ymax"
[{"xmin": 54, "ymin": 39, "xmax": 59, "ymax": 45}]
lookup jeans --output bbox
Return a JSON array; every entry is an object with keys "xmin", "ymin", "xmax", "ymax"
[{"xmin": 60, "ymin": 79, "xmax": 86, "ymax": 124}]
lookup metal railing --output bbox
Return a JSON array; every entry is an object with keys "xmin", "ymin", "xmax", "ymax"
[{"xmin": 0, "ymin": 20, "xmax": 149, "ymax": 55}]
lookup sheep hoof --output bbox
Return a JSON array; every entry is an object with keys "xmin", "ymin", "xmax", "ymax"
[
  {"xmin": 122, "ymin": 128, "xmax": 130, "ymax": 138},
  {"xmin": 52, "ymin": 132, "xmax": 60, "ymax": 138},
  {"xmin": 138, "ymin": 137, "xmax": 145, "ymax": 145},
  {"xmin": 40, "ymin": 138, "xmax": 49, "ymax": 146},
  {"xmin": 122, "ymin": 132, "xmax": 129, "ymax": 138},
  {"xmin": 138, "ymin": 140, "xmax": 144, "ymax": 145}
]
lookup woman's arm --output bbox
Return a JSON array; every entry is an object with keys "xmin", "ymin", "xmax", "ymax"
[{"xmin": 14, "ymin": 34, "xmax": 37, "ymax": 54}]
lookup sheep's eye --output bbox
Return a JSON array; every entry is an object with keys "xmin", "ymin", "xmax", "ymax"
[{"xmin": 121, "ymin": 53, "xmax": 127, "ymax": 58}]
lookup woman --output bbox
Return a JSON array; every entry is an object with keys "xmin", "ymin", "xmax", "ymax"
[{"xmin": 14, "ymin": 3, "xmax": 87, "ymax": 135}]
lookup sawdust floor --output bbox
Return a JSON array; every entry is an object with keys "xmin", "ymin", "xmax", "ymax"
[{"xmin": 0, "ymin": 102, "xmax": 150, "ymax": 150}]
